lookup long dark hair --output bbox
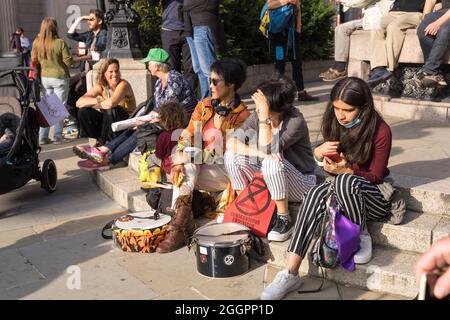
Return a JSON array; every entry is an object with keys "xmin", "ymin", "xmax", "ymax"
[{"xmin": 322, "ymin": 77, "xmax": 379, "ymax": 165}]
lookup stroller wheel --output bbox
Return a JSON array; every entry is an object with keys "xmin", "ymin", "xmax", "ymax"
[{"xmin": 41, "ymin": 159, "xmax": 57, "ymax": 193}]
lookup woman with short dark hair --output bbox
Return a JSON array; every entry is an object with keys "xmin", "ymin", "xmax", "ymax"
[
  {"xmin": 261, "ymin": 77, "xmax": 394, "ymax": 300},
  {"xmin": 225, "ymin": 77, "xmax": 317, "ymax": 243},
  {"xmin": 156, "ymin": 57, "xmax": 250, "ymax": 254}
]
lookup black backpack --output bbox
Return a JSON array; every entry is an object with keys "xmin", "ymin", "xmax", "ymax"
[{"xmin": 136, "ymin": 122, "xmax": 164, "ymax": 154}]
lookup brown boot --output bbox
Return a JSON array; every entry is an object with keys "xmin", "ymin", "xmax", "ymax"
[
  {"xmin": 157, "ymin": 195, "xmax": 195, "ymax": 253},
  {"xmin": 298, "ymin": 90, "xmax": 320, "ymax": 102}
]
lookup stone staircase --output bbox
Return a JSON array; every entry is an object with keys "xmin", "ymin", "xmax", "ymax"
[
  {"xmin": 257, "ymin": 171, "xmax": 450, "ymax": 298},
  {"xmin": 93, "ymin": 151, "xmax": 450, "ymax": 299},
  {"xmin": 92, "ymin": 89, "xmax": 450, "ymax": 298}
]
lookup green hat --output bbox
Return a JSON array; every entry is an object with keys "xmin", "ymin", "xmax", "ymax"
[{"xmin": 140, "ymin": 48, "xmax": 170, "ymax": 64}]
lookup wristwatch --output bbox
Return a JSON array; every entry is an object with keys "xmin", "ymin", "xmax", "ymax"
[{"xmin": 259, "ymin": 118, "xmax": 272, "ymax": 126}]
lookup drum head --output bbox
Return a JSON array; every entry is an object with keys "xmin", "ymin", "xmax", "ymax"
[
  {"xmin": 194, "ymin": 222, "xmax": 250, "ymax": 247},
  {"xmin": 114, "ymin": 212, "xmax": 171, "ymax": 230}
]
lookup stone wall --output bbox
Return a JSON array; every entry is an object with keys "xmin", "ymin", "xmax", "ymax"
[{"xmin": 238, "ymin": 60, "xmax": 333, "ymax": 95}]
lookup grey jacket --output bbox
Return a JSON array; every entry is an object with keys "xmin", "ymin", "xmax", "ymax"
[{"xmin": 232, "ymin": 108, "xmax": 316, "ymax": 175}]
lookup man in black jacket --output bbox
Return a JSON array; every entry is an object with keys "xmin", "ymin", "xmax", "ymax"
[
  {"xmin": 148, "ymin": 0, "xmax": 197, "ymax": 91},
  {"xmin": 183, "ymin": 0, "xmax": 224, "ymax": 99}
]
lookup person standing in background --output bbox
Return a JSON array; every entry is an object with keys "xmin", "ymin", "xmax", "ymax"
[
  {"xmin": 17, "ymin": 28, "xmax": 31, "ymax": 67},
  {"xmin": 183, "ymin": 0, "xmax": 224, "ymax": 99},
  {"xmin": 32, "ymin": 17, "xmax": 73, "ymax": 145},
  {"xmin": 267, "ymin": 0, "xmax": 320, "ymax": 102},
  {"xmin": 147, "ymin": 0, "xmax": 197, "ymax": 92}
]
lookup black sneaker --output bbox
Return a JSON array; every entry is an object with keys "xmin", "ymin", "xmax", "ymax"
[
  {"xmin": 421, "ymin": 72, "xmax": 447, "ymax": 88},
  {"xmin": 267, "ymin": 214, "xmax": 293, "ymax": 242},
  {"xmin": 367, "ymin": 67, "xmax": 392, "ymax": 88}
]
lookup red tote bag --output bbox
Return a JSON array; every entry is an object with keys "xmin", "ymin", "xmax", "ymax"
[{"xmin": 223, "ymin": 172, "xmax": 276, "ymax": 237}]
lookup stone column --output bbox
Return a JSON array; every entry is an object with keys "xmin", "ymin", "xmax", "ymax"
[{"xmin": 0, "ymin": 0, "xmax": 18, "ymax": 52}]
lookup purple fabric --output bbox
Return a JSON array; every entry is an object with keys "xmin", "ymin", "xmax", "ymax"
[{"xmin": 334, "ymin": 211, "xmax": 361, "ymax": 271}]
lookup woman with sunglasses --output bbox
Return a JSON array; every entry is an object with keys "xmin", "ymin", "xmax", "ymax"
[
  {"xmin": 261, "ymin": 77, "xmax": 394, "ymax": 300},
  {"xmin": 156, "ymin": 58, "xmax": 250, "ymax": 254}
]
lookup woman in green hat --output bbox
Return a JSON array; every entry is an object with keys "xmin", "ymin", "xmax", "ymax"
[{"xmin": 141, "ymin": 48, "xmax": 197, "ymax": 118}]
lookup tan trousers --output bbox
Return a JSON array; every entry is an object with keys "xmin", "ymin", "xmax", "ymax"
[{"xmin": 371, "ymin": 11, "xmax": 422, "ymax": 71}]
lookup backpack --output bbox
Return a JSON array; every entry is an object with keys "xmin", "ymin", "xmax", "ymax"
[
  {"xmin": 135, "ymin": 122, "xmax": 163, "ymax": 154},
  {"xmin": 259, "ymin": 3, "xmax": 297, "ymax": 60},
  {"xmin": 310, "ymin": 193, "xmax": 340, "ymax": 269},
  {"xmin": 259, "ymin": 3, "xmax": 296, "ymax": 37}
]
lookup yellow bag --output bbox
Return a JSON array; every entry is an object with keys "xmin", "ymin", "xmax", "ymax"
[
  {"xmin": 259, "ymin": 4, "xmax": 270, "ymax": 38},
  {"xmin": 138, "ymin": 151, "xmax": 161, "ymax": 184}
]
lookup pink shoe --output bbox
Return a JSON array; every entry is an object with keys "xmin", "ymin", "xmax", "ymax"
[
  {"xmin": 85, "ymin": 147, "xmax": 107, "ymax": 163},
  {"xmin": 78, "ymin": 159, "xmax": 110, "ymax": 171},
  {"xmin": 73, "ymin": 144, "xmax": 91, "ymax": 159}
]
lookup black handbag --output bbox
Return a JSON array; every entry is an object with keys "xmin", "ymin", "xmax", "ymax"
[{"xmin": 136, "ymin": 122, "xmax": 163, "ymax": 154}]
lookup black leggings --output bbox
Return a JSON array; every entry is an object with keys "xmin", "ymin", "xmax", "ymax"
[
  {"xmin": 270, "ymin": 31, "xmax": 305, "ymax": 91},
  {"xmin": 78, "ymin": 107, "xmax": 129, "ymax": 144}
]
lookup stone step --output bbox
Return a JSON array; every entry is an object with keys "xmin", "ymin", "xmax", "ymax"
[
  {"xmin": 131, "ymin": 152, "xmax": 450, "ymax": 217},
  {"xmin": 374, "ymin": 95, "xmax": 450, "ymax": 123},
  {"xmin": 257, "ymin": 241, "xmax": 420, "ymax": 298},
  {"xmin": 95, "ymin": 167, "xmax": 450, "ymax": 253},
  {"xmin": 287, "ymin": 202, "xmax": 449, "ymax": 254}
]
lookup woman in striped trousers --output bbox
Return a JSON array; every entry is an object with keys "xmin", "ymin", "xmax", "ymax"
[
  {"xmin": 261, "ymin": 77, "xmax": 394, "ymax": 300},
  {"xmin": 225, "ymin": 78, "xmax": 317, "ymax": 242}
]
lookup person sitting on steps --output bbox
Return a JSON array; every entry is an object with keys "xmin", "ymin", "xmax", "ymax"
[
  {"xmin": 74, "ymin": 58, "xmax": 136, "ymax": 152},
  {"xmin": 319, "ymin": 0, "xmax": 393, "ymax": 82},
  {"xmin": 261, "ymin": 77, "xmax": 394, "ymax": 300},
  {"xmin": 416, "ymin": 0, "xmax": 450, "ymax": 88},
  {"xmin": 367, "ymin": 0, "xmax": 427, "ymax": 87},
  {"xmin": 74, "ymin": 48, "xmax": 197, "ymax": 171},
  {"xmin": 156, "ymin": 58, "xmax": 250, "ymax": 254},
  {"xmin": 224, "ymin": 78, "xmax": 317, "ymax": 242}
]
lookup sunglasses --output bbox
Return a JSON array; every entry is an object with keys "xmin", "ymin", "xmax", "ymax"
[{"xmin": 210, "ymin": 78, "xmax": 224, "ymax": 86}]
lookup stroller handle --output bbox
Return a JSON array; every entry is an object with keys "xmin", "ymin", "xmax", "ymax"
[{"xmin": 0, "ymin": 67, "xmax": 37, "ymax": 80}]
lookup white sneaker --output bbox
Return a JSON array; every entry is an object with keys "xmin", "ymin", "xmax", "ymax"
[
  {"xmin": 216, "ymin": 213, "xmax": 224, "ymax": 223},
  {"xmin": 260, "ymin": 269, "xmax": 302, "ymax": 300},
  {"xmin": 354, "ymin": 233, "xmax": 372, "ymax": 264}
]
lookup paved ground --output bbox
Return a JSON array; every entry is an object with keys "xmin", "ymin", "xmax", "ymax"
[{"xmin": 3, "ymin": 81, "xmax": 449, "ymax": 300}]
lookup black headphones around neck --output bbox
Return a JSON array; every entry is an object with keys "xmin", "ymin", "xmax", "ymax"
[{"xmin": 211, "ymin": 94, "xmax": 241, "ymax": 117}]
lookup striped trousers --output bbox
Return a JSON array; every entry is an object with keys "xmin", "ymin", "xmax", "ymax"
[
  {"xmin": 224, "ymin": 151, "xmax": 316, "ymax": 202},
  {"xmin": 288, "ymin": 174, "xmax": 392, "ymax": 258}
]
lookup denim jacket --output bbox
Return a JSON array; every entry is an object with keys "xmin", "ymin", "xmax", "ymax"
[{"xmin": 67, "ymin": 28, "xmax": 108, "ymax": 53}]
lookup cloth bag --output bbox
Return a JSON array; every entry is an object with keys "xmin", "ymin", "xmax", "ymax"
[
  {"xmin": 223, "ymin": 172, "xmax": 276, "ymax": 237},
  {"xmin": 35, "ymin": 88, "xmax": 69, "ymax": 128}
]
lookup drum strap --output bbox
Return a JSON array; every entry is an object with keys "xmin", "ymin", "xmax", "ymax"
[{"xmin": 101, "ymin": 220, "xmax": 114, "ymax": 240}]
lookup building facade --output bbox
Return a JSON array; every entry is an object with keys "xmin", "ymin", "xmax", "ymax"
[{"xmin": 0, "ymin": 0, "xmax": 98, "ymax": 53}]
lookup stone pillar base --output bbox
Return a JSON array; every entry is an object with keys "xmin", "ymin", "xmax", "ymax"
[
  {"xmin": 86, "ymin": 58, "xmax": 153, "ymax": 106},
  {"xmin": 347, "ymin": 59, "xmax": 370, "ymax": 80}
]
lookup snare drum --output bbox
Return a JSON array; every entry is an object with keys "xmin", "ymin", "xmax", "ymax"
[
  {"xmin": 112, "ymin": 212, "xmax": 171, "ymax": 253},
  {"xmin": 192, "ymin": 223, "xmax": 252, "ymax": 278}
]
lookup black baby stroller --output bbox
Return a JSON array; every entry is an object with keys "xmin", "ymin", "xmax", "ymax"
[{"xmin": 0, "ymin": 67, "xmax": 57, "ymax": 195}]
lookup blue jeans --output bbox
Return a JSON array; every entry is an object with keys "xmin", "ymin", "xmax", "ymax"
[
  {"xmin": 39, "ymin": 77, "xmax": 69, "ymax": 141},
  {"xmin": 105, "ymin": 129, "xmax": 137, "ymax": 165},
  {"xmin": 418, "ymin": 10, "xmax": 450, "ymax": 75},
  {"xmin": 187, "ymin": 26, "xmax": 217, "ymax": 99}
]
